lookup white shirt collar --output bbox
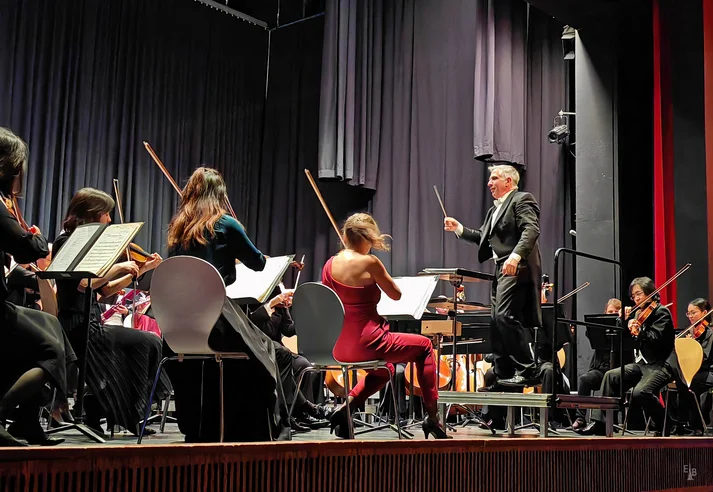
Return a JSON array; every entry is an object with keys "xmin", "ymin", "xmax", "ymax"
[{"xmin": 493, "ymin": 188, "xmax": 516, "ymax": 208}]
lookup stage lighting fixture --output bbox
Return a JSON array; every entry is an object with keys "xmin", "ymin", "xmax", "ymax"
[{"xmin": 548, "ymin": 111, "xmax": 575, "ymax": 145}]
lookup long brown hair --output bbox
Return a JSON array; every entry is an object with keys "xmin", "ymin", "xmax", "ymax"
[
  {"xmin": 167, "ymin": 167, "xmax": 232, "ymax": 250},
  {"xmin": 62, "ymin": 188, "xmax": 115, "ymax": 233},
  {"xmin": 342, "ymin": 213, "xmax": 391, "ymax": 251},
  {"xmin": 0, "ymin": 127, "xmax": 28, "ymax": 197}
]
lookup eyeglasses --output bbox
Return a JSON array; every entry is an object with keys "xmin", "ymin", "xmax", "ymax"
[
  {"xmin": 630, "ymin": 292, "xmax": 645, "ymax": 301},
  {"xmin": 686, "ymin": 311, "xmax": 702, "ymax": 318}
]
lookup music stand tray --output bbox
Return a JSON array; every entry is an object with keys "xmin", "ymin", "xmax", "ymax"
[{"xmin": 583, "ymin": 314, "xmax": 636, "ymax": 370}]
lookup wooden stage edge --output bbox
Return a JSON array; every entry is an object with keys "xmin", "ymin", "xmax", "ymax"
[{"xmin": 1, "ymin": 437, "xmax": 712, "ymax": 491}]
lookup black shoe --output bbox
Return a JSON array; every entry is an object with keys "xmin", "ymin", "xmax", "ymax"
[
  {"xmin": 8, "ymin": 421, "xmax": 64, "ymax": 446},
  {"xmin": 498, "ymin": 375, "xmax": 541, "ymax": 387},
  {"xmin": 305, "ymin": 403, "xmax": 334, "ymax": 420},
  {"xmin": 297, "ymin": 413, "xmax": 330, "ymax": 430},
  {"xmin": 290, "ymin": 417, "xmax": 310, "ymax": 433},
  {"xmin": 574, "ymin": 421, "xmax": 605, "ymax": 436},
  {"xmin": 329, "ymin": 405, "xmax": 352, "ymax": 439},
  {"xmin": 422, "ymin": 417, "xmax": 451, "ymax": 439}
]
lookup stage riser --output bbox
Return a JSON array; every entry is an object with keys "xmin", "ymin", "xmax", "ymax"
[{"xmin": 0, "ymin": 441, "xmax": 711, "ymax": 492}]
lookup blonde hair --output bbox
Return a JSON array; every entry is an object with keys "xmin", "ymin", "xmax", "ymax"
[
  {"xmin": 605, "ymin": 298, "xmax": 622, "ymax": 313},
  {"xmin": 488, "ymin": 164, "xmax": 520, "ymax": 188},
  {"xmin": 342, "ymin": 213, "xmax": 391, "ymax": 251}
]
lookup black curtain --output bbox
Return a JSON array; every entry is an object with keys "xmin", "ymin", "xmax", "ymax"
[
  {"xmin": 0, "ymin": 0, "xmax": 267, "ymax": 252},
  {"xmin": 318, "ymin": 0, "xmax": 570, "ymax": 300}
]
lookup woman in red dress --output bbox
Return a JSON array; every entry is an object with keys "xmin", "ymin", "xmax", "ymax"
[{"xmin": 321, "ymin": 213, "xmax": 447, "ymax": 439}]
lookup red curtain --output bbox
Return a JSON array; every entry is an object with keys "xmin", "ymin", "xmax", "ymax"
[
  {"xmin": 652, "ymin": 0, "xmax": 677, "ymax": 318},
  {"xmin": 704, "ymin": 0, "xmax": 713, "ymax": 300}
]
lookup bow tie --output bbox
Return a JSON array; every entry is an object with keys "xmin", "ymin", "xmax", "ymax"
[{"xmin": 494, "ymin": 197, "xmax": 505, "ymax": 207}]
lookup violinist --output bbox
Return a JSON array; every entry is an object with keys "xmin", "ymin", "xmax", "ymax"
[
  {"xmin": 0, "ymin": 127, "xmax": 75, "ymax": 446},
  {"xmin": 54, "ymin": 188, "xmax": 164, "ymax": 437},
  {"xmin": 576, "ymin": 277, "xmax": 675, "ymax": 436},
  {"xmin": 165, "ymin": 167, "xmax": 285, "ymax": 442},
  {"xmin": 670, "ymin": 298, "xmax": 713, "ymax": 435}
]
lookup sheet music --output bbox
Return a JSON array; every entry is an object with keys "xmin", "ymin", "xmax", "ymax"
[
  {"xmin": 46, "ymin": 223, "xmax": 103, "ymax": 272},
  {"xmin": 226, "ymin": 255, "xmax": 294, "ymax": 303},
  {"xmin": 377, "ymin": 275, "xmax": 439, "ymax": 319},
  {"xmin": 75, "ymin": 223, "xmax": 142, "ymax": 275}
]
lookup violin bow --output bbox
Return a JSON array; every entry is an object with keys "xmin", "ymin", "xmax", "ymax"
[
  {"xmin": 112, "ymin": 178, "xmax": 137, "ymax": 329},
  {"xmin": 557, "ymin": 281, "xmax": 590, "ymax": 304},
  {"xmin": 143, "ymin": 141, "xmax": 239, "ymax": 220},
  {"xmin": 304, "ymin": 169, "xmax": 347, "ymax": 248},
  {"xmin": 626, "ymin": 263, "xmax": 691, "ymax": 319}
]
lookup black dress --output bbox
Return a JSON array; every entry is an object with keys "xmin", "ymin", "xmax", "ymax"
[
  {"xmin": 53, "ymin": 231, "xmax": 165, "ymax": 432},
  {"xmin": 166, "ymin": 214, "xmax": 285, "ymax": 442},
  {"xmin": 0, "ymin": 203, "xmax": 75, "ymax": 398}
]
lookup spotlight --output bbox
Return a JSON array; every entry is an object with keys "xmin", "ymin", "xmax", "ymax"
[
  {"xmin": 548, "ymin": 124, "xmax": 569, "ymax": 144},
  {"xmin": 548, "ymin": 111, "xmax": 574, "ymax": 145}
]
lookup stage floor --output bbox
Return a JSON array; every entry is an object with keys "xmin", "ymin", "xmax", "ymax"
[
  {"xmin": 55, "ymin": 421, "xmax": 685, "ymax": 445},
  {"xmin": 2, "ymin": 423, "xmax": 713, "ymax": 491}
]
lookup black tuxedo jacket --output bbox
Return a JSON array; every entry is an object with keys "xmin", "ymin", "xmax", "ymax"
[{"xmin": 458, "ymin": 191, "xmax": 542, "ymax": 279}]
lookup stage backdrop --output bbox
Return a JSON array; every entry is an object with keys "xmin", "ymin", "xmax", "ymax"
[
  {"xmin": 318, "ymin": 0, "xmax": 570, "ymax": 302},
  {"xmin": 0, "ymin": 0, "xmax": 268, "ymax": 254}
]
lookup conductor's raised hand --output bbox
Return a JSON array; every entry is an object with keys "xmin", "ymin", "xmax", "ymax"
[{"xmin": 444, "ymin": 217, "xmax": 461, "ymax": 232}]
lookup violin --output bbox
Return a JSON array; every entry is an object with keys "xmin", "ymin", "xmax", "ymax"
[
  {"xmin": 2, "ymin": 194, "xmax": 44, "ymax": 272},
  {"xmin": 120, "ymin": 243, "xmax": 153, "ymax": 266},
  {"xmin": 628, "ymin": 301, "xmax": 659, "ymax": 337},
  {"xmin": 677, "ymin": 314, "xmax": 709, "ymax": 340}
]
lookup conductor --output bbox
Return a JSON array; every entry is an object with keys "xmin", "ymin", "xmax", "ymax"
[{"xmin": 444, "ymin": 164, "xmax": 541, "ymax": 384}]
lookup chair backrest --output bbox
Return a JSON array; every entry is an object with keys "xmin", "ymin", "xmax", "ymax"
[
  {"xmin": 150, "ymin": 256, "xmax": 225, "ymax": 355},
  {"xmin": 675, "ymin": 338, "xmax": 704, "ymax": 387},
  {"xmin": 291, "ymin": 282, "xmax": 345, "ymax": 366}
]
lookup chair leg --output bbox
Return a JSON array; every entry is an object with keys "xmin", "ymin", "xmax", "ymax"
[
  {"xmin": 46, "ymin": 388, "xmax": 57, "ymax": 431},
  {"xmin": 386, "ymin": 369, "xmax": 404, "ymax": 439},
  {"xmin": 218, "ymin": 356, "xmax": 224, "ymax": 443},
  {"xmin": 138, "ymin": 357, "xmax": 169, "ymax": 444},
  {"xmin": 159, "ymin": 394, "xmax": 171, "ymax": 433},
  {"xmin": 691, "ymin": 388, "xmax": 708, "ymax": 435},
  {"xmin": 288, "ymin": 367, "xmax": 315, "ymax": 420},
  {"xmin": 660, "ymin": 389, "xmax": 671, "ymax": 436},
  {"xmin": 620, "ymin": 406, "xmax": 630, "ymax": 436},
  {"xmin": 341, "ymin": 366, "xmax": 355, "ymax": 439}
]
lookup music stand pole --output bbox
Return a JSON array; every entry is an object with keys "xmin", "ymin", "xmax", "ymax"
[{"xmin": 45, "ymin": 283, "xmax": 106, "ymax": 443}]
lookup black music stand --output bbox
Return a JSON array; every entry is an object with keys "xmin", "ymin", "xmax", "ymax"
[
  {"xmin": 583, "ymin": 314, "xmax": 636, "ymax": 372},
  {"xmin": 37, "ymin": 271, "xmax": 106, "ymax": 443},
  {"xmin": 421, "ymin": 268, "xmax": 495, "ymax": 434}
]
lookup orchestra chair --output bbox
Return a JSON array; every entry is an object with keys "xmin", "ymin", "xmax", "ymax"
[
  {"xmin": 663, "ymin": 338, "xmax": 707, "ymax": 435},
  {"xmin": 288, "ymin": 282, "xmax": 408, "ymax": 439},
  {"xmin": 137, "ymin": 256, "xmax": 250, "ymax": 444}
]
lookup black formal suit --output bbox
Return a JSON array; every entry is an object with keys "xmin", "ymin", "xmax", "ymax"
[{"xmin": 458, "ymin": 190, "xmax": 541, "ymax": 377}]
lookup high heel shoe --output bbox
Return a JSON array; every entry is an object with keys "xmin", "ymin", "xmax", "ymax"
[
  {"xmin": 422, "ymin": 417, "xmax": 451, "ymax": 439},
  {"xmin": 328, "ymin": 405, "xmax": 352, "ymax": 439}
]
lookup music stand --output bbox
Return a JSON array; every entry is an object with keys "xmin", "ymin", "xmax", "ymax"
[
  {"xmin": 37, "ymin": 272, "xmax": 106, "ymax": 443},
  {"xmin": 583, "ymin": 314, "xmax": 635, "ymax": 372},
  {"xmin": 421, "ymin": 268, "xmax": 495, "ymax": 434}
]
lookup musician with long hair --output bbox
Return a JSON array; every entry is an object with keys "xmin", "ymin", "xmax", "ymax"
[
  {"xmin": 670, "ymin": 298, "xmax": 713, "ymax": 435},
  {"xmin": 166, "ymin": 167, "xmax": 285, "ymax": 442},
  {"xmin": 321, "ymin": 213, "xmax": 447, "ymax": 439},
  {"xmin": 54, "ymin": 188, "xmax": 164, "ymax": 437},
  {"xmin": 0, "ymin": 127, "xmax": 74, "ymax": 446}
]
